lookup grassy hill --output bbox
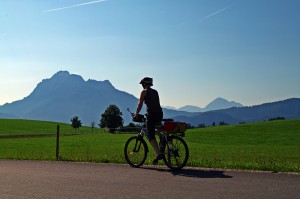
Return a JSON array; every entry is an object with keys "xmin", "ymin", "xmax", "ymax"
[
  {"xmin": 0, "ymin": 119, "xmax": 299, "ymax": 172},
  {"xmin": 185, "ymin": 119, "xmax": 300, "ymax": 172},
  {"xmin": 0, "ymin": 119, "xmax": 102, "ymax": 136}
]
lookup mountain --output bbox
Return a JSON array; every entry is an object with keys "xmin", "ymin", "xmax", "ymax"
[
  {"xmin": 0, "ymin": 71, "xmax": 138, "ymax": 125},
  {"xmin": 162, "ymin": 106, "xmax": 177, "ymax": 110},
  {"xmin": 177, "ymin": 97, "xmax": 243, "ymax": 112},
  {"xmin": 0, "ymin": 112, "xmax": 18, "ymax": 119},
  {"xmin": 177, "ymin": 105, "xmax": 204, "ymax": 112},
  {"xmin": 0, "ymin": 71, "xmax": 299, "ymax": 127},
  {"xmin": 205, "ymin": 97, "xmax": 243, "ymax": 111},
  {"xmin": 173, "ymin": 98, "xmax": 300, "ymax": 126}
]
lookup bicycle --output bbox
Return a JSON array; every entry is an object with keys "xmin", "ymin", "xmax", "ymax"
[{"xmin": 124, "ymin": 108, "xmax": 189, "ymax": 170}]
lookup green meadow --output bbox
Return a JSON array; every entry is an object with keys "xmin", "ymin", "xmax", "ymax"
[
  {"xmin": 0, "ymin": 119, "xmax": 105, "ymax": 136},
  {"xmin": 0, "ymin": 119, "xmax": 299, "ymax": 172}
]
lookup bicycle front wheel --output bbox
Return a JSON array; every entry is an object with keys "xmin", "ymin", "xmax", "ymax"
[
  {"xmin": 163, "ymin": 135, "xmax": 189, "ymax": 170},
  {"xmin": 124, "ymin": 136, "xmax": 148, "ymax": 168}
]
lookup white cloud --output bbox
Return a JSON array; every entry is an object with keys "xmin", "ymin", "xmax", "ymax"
[{"xmin": 44, "ymin": 0, "xmax": 107, "ymax": 13}]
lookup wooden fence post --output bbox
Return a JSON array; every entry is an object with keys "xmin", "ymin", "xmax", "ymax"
[{"xmin": 56, "ymin": 125, "xmax": 60, "ymax": 160}]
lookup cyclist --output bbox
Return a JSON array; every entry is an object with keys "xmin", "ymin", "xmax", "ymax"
[{"xmin": 134, "ymin": 77, "xmax": 164, "ymax": 164}]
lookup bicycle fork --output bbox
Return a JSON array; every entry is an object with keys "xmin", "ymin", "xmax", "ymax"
[
  {"xmin": 133, "ymin": 134, "xmax": 149, "ymax": 153},
  {"xmin": 133, "ymin": 139, "xmax": 142, "ymax": 153}
]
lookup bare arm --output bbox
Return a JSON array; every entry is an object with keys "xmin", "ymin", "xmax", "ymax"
[{"xmin": 135, "ymin": 89, "xmax": 147, "ymax": 115}]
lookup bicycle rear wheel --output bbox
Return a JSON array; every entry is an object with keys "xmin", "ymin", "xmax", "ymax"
[
  {"xmin": 124, "ymin": 136, "xmax": 148, "ymax": 168},
  {"xmin": 163, "ymin": 135, "xmax": 189, "ymax": 170}
]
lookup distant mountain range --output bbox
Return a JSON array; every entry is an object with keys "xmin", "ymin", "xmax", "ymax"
[
  {"xmin": 173, "ymin": 98, "xmax": 300, "ymax": 126},
  {"xmin": 1, "ymin": 71, "xmax": 299, "ymax": 126},
  {"xmin": 166, "ymin": 98, "xmax": 243, "ymax": 112}
]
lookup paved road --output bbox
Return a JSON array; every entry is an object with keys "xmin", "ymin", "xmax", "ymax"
[{"xmin": 0, "ymin": 160, "xmax": 299, "ymax": 199}]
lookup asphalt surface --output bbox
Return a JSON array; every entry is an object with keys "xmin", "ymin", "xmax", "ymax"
[{"xmin": 0, "ymin": 160, "xmax": 299, "ymax": 199}]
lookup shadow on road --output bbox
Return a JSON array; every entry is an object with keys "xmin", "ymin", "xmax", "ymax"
[{"xmin": 141, "ymin": 166, "xmax": 233, "ymax": 179}]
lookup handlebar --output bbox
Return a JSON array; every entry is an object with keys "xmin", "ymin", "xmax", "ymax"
[
  {"xmin": 127, "ymin": 108, "xmax": 135, "ymax": 117},
  {"xmin": 127, "ymin": 108, "xmax": 146, "ymax": 122}
]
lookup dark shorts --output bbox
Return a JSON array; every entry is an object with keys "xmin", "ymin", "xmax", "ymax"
[{"xmin": 146, "ymin": 111, "xmax": 163, "ymax": 141}]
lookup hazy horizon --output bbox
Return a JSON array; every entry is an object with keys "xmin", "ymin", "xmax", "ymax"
[{"xmin": 1, "ymin": 0, "xmax": 299, "ymax": 108}]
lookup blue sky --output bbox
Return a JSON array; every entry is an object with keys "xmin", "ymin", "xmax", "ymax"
[{"xmin": 1, "ymin": 0, "xmax": 299, "ymax": 108}]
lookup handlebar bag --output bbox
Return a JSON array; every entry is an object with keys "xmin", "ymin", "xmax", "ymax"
[{"xmin": 133, "ymin": 114, "xmax": 145, "ymax": 122}]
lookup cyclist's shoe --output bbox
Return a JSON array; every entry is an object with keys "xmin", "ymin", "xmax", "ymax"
[{"xmin": 152, "ymin": 154, "xmax": 164, "ymax": 164}]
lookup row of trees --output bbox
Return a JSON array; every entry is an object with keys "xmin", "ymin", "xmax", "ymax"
[
  {"xmin": 197, "ymin": 121, "xmax": 228, "ymax": 128},
  {"xmin": 71, "ymin": 104, "xmax": 233, "ymax": 132},
  {"xmin": 72, "ymin": 104, "xmax": 287, "ymax": 131},
  {"xmin": 196, "ymin": 116, "xmax": 286, "ymax": 128}
]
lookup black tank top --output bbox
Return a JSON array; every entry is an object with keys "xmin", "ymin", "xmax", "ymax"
[{"xmin": 144, "ymin": 88, "xmax": 162, "ymax": 114}]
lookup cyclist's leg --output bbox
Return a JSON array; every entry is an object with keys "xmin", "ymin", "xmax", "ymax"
[
  {"xmin": 146, "ymin": 117, "xmax": 160, "ymax": 156},
  {"xmin": 147, "ymin": 112, "xmax": 164, "ymax": 164}
]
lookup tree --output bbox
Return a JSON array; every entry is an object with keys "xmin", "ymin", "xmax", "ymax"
[
  {"xmin": 269, "ymin": 117, "xmax": 285, "ymax": 121},
  {"xmin": 197, "ymin": 123, "xmax": 206, "ymax": 128},
  {"xmin": 91, "ymin": 121, "xmax": 96, "ymax": 133},
  {"xmin": 99, "ymin": 104, "xmax": 123, "ymax": 133},
  {"xmin": 219, "ymin": 121, "xmax": 228, "ymax": 126},
  {"xmin": 127, "ymin": 123, "xmax": 136, "ymax": 128},
  {"xmin": 71, "ymin": 116, "xmax": 82, "ymax": 132}
]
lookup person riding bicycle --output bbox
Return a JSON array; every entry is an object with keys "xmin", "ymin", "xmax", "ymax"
[{"xmin": 134, "ymin": 77, "xmax": 164, "ymax": 164}]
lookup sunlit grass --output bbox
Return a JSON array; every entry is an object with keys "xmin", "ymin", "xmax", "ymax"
[{"xmin": 0, "ymin": 119, "xmax": 299, "ymax": 172}]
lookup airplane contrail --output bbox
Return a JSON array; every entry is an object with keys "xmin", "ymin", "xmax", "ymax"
[
  {"xmin": 199, "ymin": 5, "xmax": 232, "ymax": 22},
  {"xmin": 44, "ymin": 0, "xmax": 107, "ymax": 13}
]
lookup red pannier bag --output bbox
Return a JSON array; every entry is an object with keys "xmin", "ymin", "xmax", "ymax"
[{"xmin": 162, "ymin": 121, "xmax": 187, "ymax": 136}]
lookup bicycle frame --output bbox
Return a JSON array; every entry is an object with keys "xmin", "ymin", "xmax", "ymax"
[{"xmin": 136, "ymin": 121, "xmax": 172, "ymax": 155}]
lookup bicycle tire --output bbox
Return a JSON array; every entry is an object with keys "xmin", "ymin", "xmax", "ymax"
[
  {"xmin": 124, "ymin": 136, "xmax": 148, "ymax": 168},
  {"xmin": 162, "ymin": 135, "xmax": 189, "ymax": 170}
]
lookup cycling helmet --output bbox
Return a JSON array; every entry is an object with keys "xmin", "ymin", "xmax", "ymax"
[{"xmin": 140, "ymin": 77, "xmax": 153, "ymax": 86}]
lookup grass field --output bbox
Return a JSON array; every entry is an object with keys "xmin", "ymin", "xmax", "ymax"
[
  {"xmin": 186, "ymin": 120, "xmax": 300, "ymax": 172},
  {"xmin": 0, "ymin": 119, "xmax": 299, "ymax": 172},
  {"xmin": 0, "ymin": 119, "xmax": 105, "ymax": 136}
]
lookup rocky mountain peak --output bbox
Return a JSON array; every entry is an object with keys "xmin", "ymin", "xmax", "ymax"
[
  {"xmin": 205, "ymin": 97, "xmax": 243, "ymax": 111},
  {"xmin": 51, "ymin": 71, "xmax": 70, "ymax": 78}
]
